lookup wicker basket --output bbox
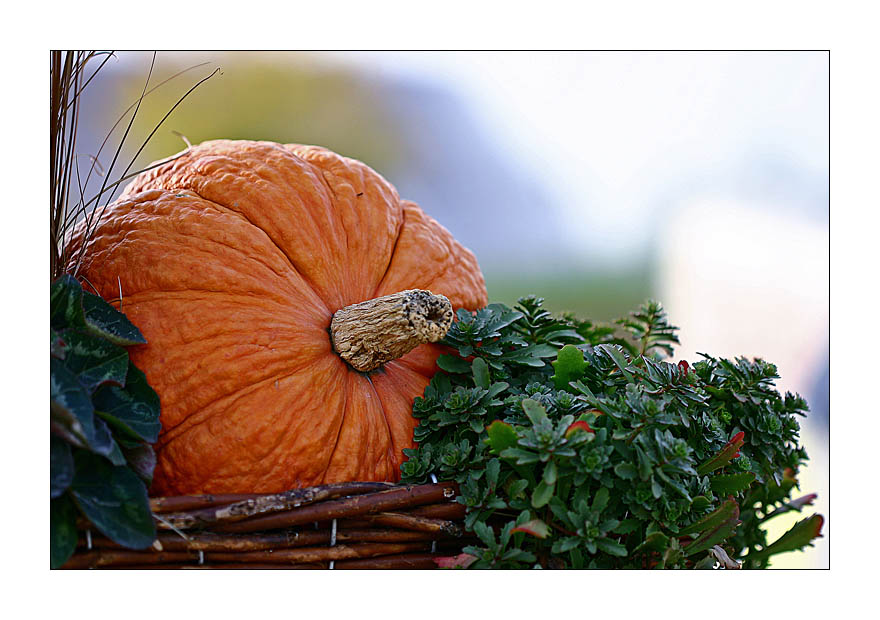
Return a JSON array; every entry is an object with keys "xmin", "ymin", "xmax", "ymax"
[{"xmin": 63, "ymin": 481, "xmax": 468, "ymax": 569}]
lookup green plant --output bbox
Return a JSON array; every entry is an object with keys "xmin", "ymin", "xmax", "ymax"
[
  {"xmin": 50, "ymin": 275, "xmax": 161, "ymax": 568},
  {"xmin": 401, "ymin": 296, "xmax": 823, "ymax": 569}
]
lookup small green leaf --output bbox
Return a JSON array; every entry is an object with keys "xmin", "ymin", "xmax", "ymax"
[
  {"xmin": 551, "ymin": 344, "xmax": 588, "ymax": 390},
  {"xmin": 472, "ymin": 357, "xmax": 490, "ymax": 389},
  {"xmin": 684, "ymin": 500, "xmax": 741, "ymax": 556},
  {"xmin": 521, "ymin": 398, "xmax": 549, "ymax": 425},
  {"xmin": 747, "ymin": 514, "xmax": 824, "ymax": 562},
  {"xmin": 680, "ymin": 498, "xmax": 740, "ymax": 536},
  {"xmin": 710, "ymin": 472, "xmax": 756, "ymax": 495},
  {"xmin": 485, "ymin": 458, "xmax": 501, "ymax": 489},
  {"xmin": 487, "ymin": 420, "xmax": 518, "ymax": 455},
  {"xmin": 543, "ymin": 460, "xmax": 558, "ymax": 485},
  {"xmin": 592, "ymin": 486, "xmax": 610, "ymax": 513},
  {"xmin": 634, "ymin": 531, "xmax": 670, "ymax": 554},
  {"xmin": 70, "ymin": 451, "xmax": 156, "ymax": 549},
  {"xmin": 595, "ymin": 344, "xmax": 633, "ymax": 380},
  {"xmin": 614, "ymin": 462, "xmax": 638, "ymax": 480},
  {"xmin": 531, "ymin": 480, "xmax": 555, "ymax": 508},
  {"xmin": 82, "ymin": 291, "xmax": 146, "ymax": 345},
  {"xmin": 696, "ymin": 431, "xmax": 745, "ymax": 475},
  {"xmin": 50, "ymin": 494, "xmax": 79, "ymax": 569},
  {"xmin": 472, "ymin": 521, "xmax": 495, "ymax": 548},
  {"xmin": 437, "ymin": 354, "xmax": 472, "ymax": 374},
  {"xmin": 596, "ymin": 537, "xmax": 628, "ymax": 557}
]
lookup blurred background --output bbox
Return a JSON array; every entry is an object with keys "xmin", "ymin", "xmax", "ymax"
[{"xmin": 73, "ymin": 51, "xmax": 829, "ymax": 568}]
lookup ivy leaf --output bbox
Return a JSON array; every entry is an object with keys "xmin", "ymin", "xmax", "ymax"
[
  {"xmin": 50, "ymin": 436, "xmax": 74, "ymax": 498},
  {"xmin": 70, "ymin": 451, "xmax": 156, "ymax": 549},
  {"xmin": 50, "ymin": 356, "xmax": 95, "ymax": 447},
  {"xmin": 81, "ymin": 291, "xmax": 146, "ymax": 345},
  {"xmin": 93, "ymin": 362, "xmax": 161, "ymax": 443},
  {"xmin": 50, "ymin": 275, "xmax": 86, "ymax": 330},
  {"xmin": 552, "ymin": 344, "xmax": 588, "ymax": 390},
  {"xmin": 50, "ymin": 494, "xmax": 79, "ymax": 569},
  {"xmin": 118, "ymin": 441, "xmax": 157, "ymax": 485},
  {"xmin": 57, "ymin": 328, "xmax": 129, "ymax": 392}
]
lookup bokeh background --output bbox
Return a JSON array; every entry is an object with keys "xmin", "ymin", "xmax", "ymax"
[{"xmin": 73, "ymin": 51, "xmax": 829, "ymax": 568}]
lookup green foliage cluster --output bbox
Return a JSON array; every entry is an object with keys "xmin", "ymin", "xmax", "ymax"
[
  {"xmin": 50, "ymin": 276, "xmax": 161, "ymax": 568},
  {"xmin": 401, "ymin": 296, "xmax": 823, "ymax": 569}
]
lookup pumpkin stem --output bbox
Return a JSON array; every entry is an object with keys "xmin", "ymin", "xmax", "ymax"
[{"xmin": 330, "ymin": 290, "xmax": 454, "ymax": 372}]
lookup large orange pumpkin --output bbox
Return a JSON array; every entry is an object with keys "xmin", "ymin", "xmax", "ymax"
[{"xmin": 65, "ymin": 140, "xmax": 487, "ymax": 496}]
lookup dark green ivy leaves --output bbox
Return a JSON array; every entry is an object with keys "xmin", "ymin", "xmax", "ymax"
[
  {"xmin": 70, "ymin": 451, "xmax": 156, "ymax": 550},
  {"xmin": 49, "ymin": 275, "xmax": 160, "ymax": 568}
]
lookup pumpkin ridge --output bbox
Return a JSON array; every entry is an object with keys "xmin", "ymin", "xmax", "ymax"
[
  {"xmin": 319, "ymin": 369, "xmax": 352, "ymax": 484},
  {"xmin": 364, "ymin": 373, "xmax": 399, "ymax": 471},
  {"xmin": 157, "ymin": 353, "xmax": 331, "ymax": 442},
  {"xmin": 300, "ymin": 147, "xmax": 401, "ymax": 304},
  {"xmin": 372, "ymin": 199, "xmax": 407, "ymax": 300},
  {"xmin": 166, "ymin": 185, "xmax": 332, "ymax": 312}
]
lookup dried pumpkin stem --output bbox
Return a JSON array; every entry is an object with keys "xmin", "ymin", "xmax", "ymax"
[{"xmin": 330, "ymin": 289, "xmax": 454, "ymax": 372}]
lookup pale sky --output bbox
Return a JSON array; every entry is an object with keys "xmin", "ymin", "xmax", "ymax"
[{"xmin": 331, "ymin": 51, "xmax": 828, "ymax": 264}]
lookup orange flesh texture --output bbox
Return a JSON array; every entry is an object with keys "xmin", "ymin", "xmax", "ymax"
[{"xmin": 66, "ymin": 140, "xmax": 487, "ymax": 495}]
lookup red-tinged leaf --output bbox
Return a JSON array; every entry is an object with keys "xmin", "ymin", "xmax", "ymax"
[
  {"xmin": 684, "ymin": 500, "xmax": 741, "ymax": 557},
  {"xmin": 696, "ymin": 432, "xmax": 746, "ymax": 475},
  {"xmin": 746, "ymin": 514, "xmax": 824, "ymax": 562},
  {"xmin": 434, "ymin": 553, "xmax": 477, "ymax": 569},
  {"xmin": 678, "ymin": 360, "xmax": 690, "ymax": 375},
  {"xmin": 790, "ymin": 493, "xmax": 817, "ymax": 509},
  {"xmin": 565, "ymin": 420, "xmax": 594, "ymax": 438},
  {"xmin": 680, "ymin": 498, "xmax": 739, "ymax": 537},
  {"xmin": 486, "ymin": 420, "xmax": 518, "ymax": 455},
  {"xmin": 512, "ymin": 519, "xmax": 551, "ymax": 539}
]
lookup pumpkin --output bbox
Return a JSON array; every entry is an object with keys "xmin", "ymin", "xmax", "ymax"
[{"xmin": 65, "ymin": 139, "xmax": 487, "ymax": 496}]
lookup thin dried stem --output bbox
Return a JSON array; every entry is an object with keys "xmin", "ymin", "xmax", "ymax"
[{"xmin": 51, "ymin": 50, "xmax": 219, "ymax": 283}]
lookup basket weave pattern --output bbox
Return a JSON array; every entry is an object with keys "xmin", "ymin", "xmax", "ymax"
[{"xmin": 64, "ymin": 482, "xmax": 468, "ymax": 569}]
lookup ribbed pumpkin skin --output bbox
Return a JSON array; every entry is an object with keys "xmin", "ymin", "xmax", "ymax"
[{"xmin": 65, "ymin": 140, "xmax": 487, "ymax": 495}]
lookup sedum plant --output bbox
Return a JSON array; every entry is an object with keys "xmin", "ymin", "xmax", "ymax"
[{"xmin": 401, "ymin": 296, "xmax": 823, "ymax": 569}]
